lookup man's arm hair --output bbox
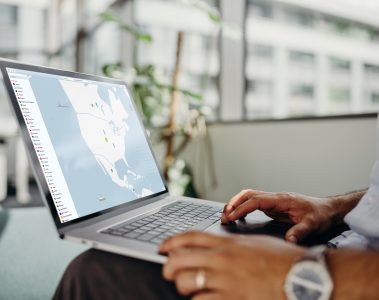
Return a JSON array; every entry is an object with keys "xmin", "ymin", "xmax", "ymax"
[
  {"xmin": 327, "ymin": 248, "xmax": 379, "ymax": 299},
  {"xmin": 329, "ymin": 188, "xmax": 368, "ymax": 225}
]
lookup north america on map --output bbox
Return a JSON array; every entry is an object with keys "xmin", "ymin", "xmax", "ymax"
[{"xmin": 59, "ymin": 80, "xmax": 153, "ymax": 198}]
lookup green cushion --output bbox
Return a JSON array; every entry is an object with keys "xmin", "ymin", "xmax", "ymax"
[{"xmin": 0, "ymin": 207, "xmax": 88, "ymax": 300}]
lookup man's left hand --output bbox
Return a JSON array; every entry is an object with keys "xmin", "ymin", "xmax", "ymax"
[{"xmin": 159, "ymin": 231, "xmax": 304, "ymax": 300}]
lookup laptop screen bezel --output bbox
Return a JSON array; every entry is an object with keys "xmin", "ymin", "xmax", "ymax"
[{"xmin": 0, "ymin": 60, "xmax": 169, "ymax": 230}]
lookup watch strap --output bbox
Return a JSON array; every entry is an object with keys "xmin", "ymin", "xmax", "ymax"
[{"xmin": 297, "ymin": 245, "xmax": 328, "ymax": 263}]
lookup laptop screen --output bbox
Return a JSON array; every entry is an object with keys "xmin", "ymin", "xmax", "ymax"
[{"xmin": 6, "ymin": 67, "xmax": 166, "ymax": 223}]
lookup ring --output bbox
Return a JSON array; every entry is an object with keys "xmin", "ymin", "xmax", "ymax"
[{"xmin": 195, "ymin": 269, "xmax": 206, "ymax": 290}]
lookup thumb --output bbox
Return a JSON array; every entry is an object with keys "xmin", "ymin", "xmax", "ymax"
[{"xmin": 285, "ymin": 219, "xmax": 315, "ymax": 244}]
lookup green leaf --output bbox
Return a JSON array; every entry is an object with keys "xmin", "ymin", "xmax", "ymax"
[
  {"xmin": 98, "ymin": 11, "xmax": 118, "ymax": 22},
  {"xmin": 208, "ymin": 12, "xmax": 221, "ymax": 23},
  {"xmin": 181, "ymin": 89, "xmax": 202, "ymax": 100},
  {"xmin": 102, "ymin": 62, "xmax": 123, "ymax": 77},
  {"xmin": 99, "ymin": 11, "xmax": 152, "ymax": 43},
  {"xmin": 138, "ymin": 34, "xmax": 153, "ymax": 42}
]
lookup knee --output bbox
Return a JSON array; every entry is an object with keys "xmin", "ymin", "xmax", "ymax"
[
  {"xmin": 58, "ymin": 249, "xmax": 109, "ymax": 291},
  {"xmin": 65, "ymin": 249, "xmax": 101, "ymax": 277}
]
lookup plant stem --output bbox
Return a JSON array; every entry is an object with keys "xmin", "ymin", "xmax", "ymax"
[{"xmin": 163, "ymin": 31, "xmax": 184, "ymax": 179}]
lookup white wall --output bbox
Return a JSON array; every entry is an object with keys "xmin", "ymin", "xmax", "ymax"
[{"xmin": 186, "ymin": 117, "xmax": 377, "ymax": 202}]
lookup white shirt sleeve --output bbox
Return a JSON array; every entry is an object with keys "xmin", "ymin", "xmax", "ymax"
[{"xmin": 344, "ymin": 114, "xmax": 379, "ymax": 246}]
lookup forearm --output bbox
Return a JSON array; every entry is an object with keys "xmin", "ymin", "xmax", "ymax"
[
  {"xmin": 327, "ymin": 189, "xmax": 368, "ymax": 225},
  {"xmin": 327, "ymin": 248, "xmax": 379, "ymax": 299}
]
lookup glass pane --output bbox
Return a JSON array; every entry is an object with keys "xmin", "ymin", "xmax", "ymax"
[
  {"xmin": 0, "ymin": 3, "xmax": 17, "ymax": 54},
  {"xmin": 83, "ymin": 22, "xmax": 121, "ymax": 74},
  {"xmin": 288, "ymin": 51, "xmax": 316, "ymax": 116},
  {"xmin": 364, "ymin": 64, "xmax": 379, "ymax": 111},
  {"xmin": 84, "ymin": 0, "xmax": 115, "ymax": 27},
  {"xmin": 0, "ymin": 2, "xmax": 47, "ymax": 116},
  {"xmin": 134, "ymin": 0, "xmax": 221, "ymax": 122},
  {"xmin": 245, "ymin": 0, "xmax": 379, "ymax": 119},
  {"xmin": 59, "ymin": 0, "xmax": 77, "ymax": 46}
]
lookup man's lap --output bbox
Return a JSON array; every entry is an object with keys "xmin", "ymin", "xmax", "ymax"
[{"xmin": 53, "ymin": 249, "xmax": 188, "ymax": 300}]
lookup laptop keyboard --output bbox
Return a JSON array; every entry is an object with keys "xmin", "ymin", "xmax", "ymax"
[{"xmin": 100, "ymin": 201, "xmax": 223, "ymax": 245}]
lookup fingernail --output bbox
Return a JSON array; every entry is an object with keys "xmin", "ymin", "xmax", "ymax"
[
  {"xmin": 287, "ymin": 235, "xmax": 297, "ymax": 243},
  {"xmin": 158, "ymin": 242, "xmax": 166, "ymax": 252},
  {"xmin": 221, "ymin": 217, "xmax": 228, "ymax": 225}
]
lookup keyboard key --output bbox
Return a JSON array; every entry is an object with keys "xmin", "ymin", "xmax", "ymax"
[
  {"xmin": 124, "ymin": 232, "xmax": 140, "ymax": 238},
  {"xmin": 127, "ymin": 223, "xmax": 139, "ymax": 228},
  {"xmin": 154, "ymin": 227, "xmax": 166, "ymax": 232},
  {"xmin": 144, "ymin": 224, "xmax": 155, "ymax": 229},
  {"xmin": 150, "ymin": 237, "xmax": 165, "ymax": 244},
  {"xmin": 134, "ymin": 228, "xmax": 148, "ymax": 234},
  {"xmin": 117, "ymin": 227, "xmax": 132, "ymax": 233},
  {"xmin": 123, "ymin": 225, "xmax": 137, "ymax": 230},
  {"xmin": 146, "ymin": 230, "xmax": 161, "ymax": 236},
  {"xmin": 137, "ymin": 233, "xmax": 155, "ymax": 241},
  {"xmin": 110, "ymin": 231, "xmax": 124, "ymax": 236}
]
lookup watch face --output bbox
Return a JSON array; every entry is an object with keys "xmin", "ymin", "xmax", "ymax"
[
  {"xmin": 292, "ymin": 282, "xmax": 323, "ymax": 300},
  {"xmin": 285, "ymin": 261, "xmax": 333, "ymax": 300}
]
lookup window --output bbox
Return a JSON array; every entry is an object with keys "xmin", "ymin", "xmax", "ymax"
[
  {"xmin": 288, "ymin": 51, "xmax": 316, "ymax": 116},
  {"xmin": 247, "ymin": 0, "xmax": 273, "ymax": 19},
  {"xmin": 0, "ymin": 2, "xmax": 47, "ymax": 116},
  {"xmin": 245, "ymin": 44, "xmax": 274, "ymax": 118},
  {"xmin": 364, "ymin": 64, "xmax": 379, "ymax": 110},
  {"xmin": 134, "ymin": 0, "xmax": 221, "ymax": 121},
  {"xmin": 0, "ymin": 3, "xmax": 17, "ymax": 53},
  {"xmin": 83, "ymin": 22, "xmax": 121, "ymax": 74},
  {"xmin": 59, "ymin": 0, "xmax": 77, "ymax": 47},
  {"xmin": 245, "ymin": 0, "xmax": 379, "ymax": 119},
  {"xmin": 2, "ymin": 0, "xmax": 378, "ymax": 123}
]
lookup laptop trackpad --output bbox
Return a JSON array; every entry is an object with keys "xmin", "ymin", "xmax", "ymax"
[
  {"xmin": 226, "ymin": 219, "xmax": 290, "ymax": 237},
  {"xmin": 207, "ymin": 218, "xmax": 291, "ymax": 239}
]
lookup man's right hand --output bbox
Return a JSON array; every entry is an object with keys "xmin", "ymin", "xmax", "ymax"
[{"xmin": 221, "ymin": 189, "xmax": 340, "ymax": 244}]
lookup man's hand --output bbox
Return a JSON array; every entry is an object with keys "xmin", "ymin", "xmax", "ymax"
[
  {"xmin": 221, "ymin": 190, "xmax": 342, "ymax": 243},
  {"xmin": 160, "ymin": 231, "xmax": 304, "ymax": 300}
]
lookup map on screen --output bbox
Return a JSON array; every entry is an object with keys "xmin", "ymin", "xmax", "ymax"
[{"xmin": 8, "ymin": 68, "xmax": 166, "ymax": 222}]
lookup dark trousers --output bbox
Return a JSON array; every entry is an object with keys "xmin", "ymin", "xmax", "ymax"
[{"xmin": 53, "ymin": 249, "xmax": 189, "ymax": 300}]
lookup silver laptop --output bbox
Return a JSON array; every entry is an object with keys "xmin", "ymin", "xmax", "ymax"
[{"xmin": 0, "ymin": 60, "xmax": 270, "ymax": 263}]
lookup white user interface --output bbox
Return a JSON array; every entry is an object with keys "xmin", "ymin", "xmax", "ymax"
[{"xmin": 7, "ymin": 68, "xmax": 166, "ymax": 223}]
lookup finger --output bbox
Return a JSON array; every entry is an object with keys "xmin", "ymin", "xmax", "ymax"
[
  {"xmin": 174, "ymin": 269, "xmax": 228, "ymax": 296},
  {"xmin": 192, "ymin": 291, "xmax": 222, "ymax": 300},
  {"xmin": 221, "ymin": 191, "xmax": 250, "ymax": 223},
  {"xmin": 163, "ymin": 248, "xmax": 223, "ymax": 280},
  {"xmin": 226, "ymin": 193, "xmax": 286, "ymax": 221},
  {"xmin": 221, "ymin": 190, "xmax": 266, "ymax": 223},
  {"xmin": 159, "ymin": 231, "xmax": 228, "ymax": 253},
  {"xmin": 227, "ymin": 189, "xmax": 266, "ymax": 212},
  {"xmin": 285, "ymin": 218, "xmax": 316, "ymax": 243}
]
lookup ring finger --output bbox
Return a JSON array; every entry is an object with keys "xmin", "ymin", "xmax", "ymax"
[{"xmin": 173, "ymin": 269, "xmax": 229, "ymax": 296}]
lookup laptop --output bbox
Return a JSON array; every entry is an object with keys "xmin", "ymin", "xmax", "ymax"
[{"xmin": 0, "ymin": 60, "xmax": 271, "ymax": 263}]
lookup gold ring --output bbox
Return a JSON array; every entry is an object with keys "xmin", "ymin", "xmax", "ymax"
[{"xmin": 195, "ymin": 269, "xmax": 206, "ymax": 290}]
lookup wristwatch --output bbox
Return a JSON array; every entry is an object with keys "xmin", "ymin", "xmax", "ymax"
[{"xmin": 284, "ymin": 245, "xmax": 333, "ymax": 300}]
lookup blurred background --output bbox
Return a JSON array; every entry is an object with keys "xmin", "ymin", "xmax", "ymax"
[
  {"xmin": 0, "ymin": 1, "xmax": 378, "ymax": 299},
  {"xmin": 0, "ymin": 0, "xmax": 378, "ymax": 205}
]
